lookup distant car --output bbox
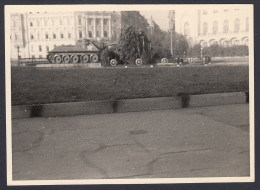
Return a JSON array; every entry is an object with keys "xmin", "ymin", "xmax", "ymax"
[
  {"xmin": 154, "ymin": 57, "xmax": 184, "ymax": 65},
  {"xmin": 183, "ymin": 56, "xmax": 212, "ymax": 64}
]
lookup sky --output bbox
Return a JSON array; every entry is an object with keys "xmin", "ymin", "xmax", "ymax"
[{"xmin": 140, "ymin": 10, "xmax": 170, "ymax": 31}]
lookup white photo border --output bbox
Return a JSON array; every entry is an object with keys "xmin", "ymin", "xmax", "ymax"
[{"xmin": 5, "ymin": 4, "xmax": 255, "ymax": 185}]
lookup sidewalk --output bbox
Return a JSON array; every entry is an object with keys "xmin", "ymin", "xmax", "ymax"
[{"xmin": 12, "ymin": 104, "xmax": 250, "ymax": 180}]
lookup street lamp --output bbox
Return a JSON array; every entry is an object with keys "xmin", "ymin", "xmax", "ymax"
[
  {"xmin": 17, "ymin": 46, "xmax": 20, "ymax": 59},
  {"xmin": 200, "ymin": 47, "xmax": 203, "ymax": 60},
  {"xmin": 16, "ymin": 45, "xmax": 21, "ymax": 66}
]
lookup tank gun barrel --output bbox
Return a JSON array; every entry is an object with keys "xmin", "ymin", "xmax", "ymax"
[{"xmin": 106, "ymin": 43, "xmax": 117, "ymax": 47}]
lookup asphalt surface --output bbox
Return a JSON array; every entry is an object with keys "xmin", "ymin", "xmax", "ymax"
[{"xmin": 12, "ymin": 104, "xmax": 250, "ymax": 180}]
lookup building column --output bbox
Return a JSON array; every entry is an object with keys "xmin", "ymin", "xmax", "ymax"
[
  {"xmin": 198, "ymin": 10, "xmax": 201, "ymax": 36},
  {"xmin": 108, "ymin": 18, "xmax": 111, "ymax": 38},
  {"xmin": 93, "ymin": 18, "xmax": 96, "ymax": 38},
  {"xmin": 82, "ymin": 16, "xmax": 85, "ymax": 39},
  {"xmin": 101, "ymin": 18, "xmax": 104, "ymax": 37},
  {"xmin": 85, "ymin": 16, "xmax": 88, "ymax": 38}
]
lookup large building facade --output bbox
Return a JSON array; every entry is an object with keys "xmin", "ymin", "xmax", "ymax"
[
  {"xmin": 169, "ymin": 8, "xmax": 249, "ymax": 47},
  {"xmin": 10, "ymin": 11, "xmax": 144, "ymax": 61}
]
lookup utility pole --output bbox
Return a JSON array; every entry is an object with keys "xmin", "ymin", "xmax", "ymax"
[
  {"xmin": 17, "ymin": 46, "xmax": 20, "ymax": 59},
  {"xmin": 200, "ymin": 47, "xmax": 203, "ymax": 60},
  {"xmin": 25, "ymin": 12, "xmax": 30, "ymax": 58},
  {"xmin": 17, "ymin": 45, "xmax": 20, "ymax": 66},
  {"xmin": 170, "ymin": 27, "xmax": 173, "ymax": 58},
  {"xmin": 169, "ymin": 10, "xmax": 175, "ymax": 58}
]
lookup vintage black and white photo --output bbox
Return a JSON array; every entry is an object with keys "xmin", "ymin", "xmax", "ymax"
[{"xmin": 5, "ymin": 4, "xmax": 254, "ymax": 185}]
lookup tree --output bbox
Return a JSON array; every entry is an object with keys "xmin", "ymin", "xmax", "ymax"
[
  {"xmin": 121, "ymin": 11, "xmax": 150, "ymax": 34},
  {"xmin": 149, "ymin": 21, "xmax": 189, "ymax": 58},
  {"xmin": 172, "ymin": 33, "xmax": 189, "ymax": 56},
  {"xmin": 116, "ymin": 26, "xmax": 150, "ymax": 65},
  {"xmin": 187, "ymin": 43, "xmax": 201, "ymax": 57}
]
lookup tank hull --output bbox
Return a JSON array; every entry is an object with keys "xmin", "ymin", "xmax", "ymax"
[{"xmin": 46, "ymin": 41, "xmax": 102, "ymax": 64}]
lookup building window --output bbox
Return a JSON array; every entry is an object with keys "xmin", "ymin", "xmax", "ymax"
[
  {"xmin": 203, "ymin": 22, "xmax": 208, "ymax": 35},
  {"xmin": 67, "ymin": 18, "xmax": 70, "ymax": 25},
  {"xmin": 31, "ymin": 45, "xmax": 34, "ymax": 52},
  {"xmin": 60, "ymin": 33, "xmax": 64, "ymax": 39},
  {"xmin": 39, "ymin": 45, "xmax": 42, "ymax": 52},
  {"xmin": 104, "ymin": 19, "xmax": 108, "ymax": 25},
  {"xmin": 30, "ymin": 34, "xmax": 34, "ymax": 40},
  {"xmin": 112, "ymin": 31, "xmax": 117, "ymax": 40},
  {"xmin": 46, "ymin": 45, "xmax": 49, "ymax": 51},
  {"xmin": 96, "ymin": 19, "xmax": 100, "ymax": 25},
  {"xmin": 104, "ymin": 31, "xmax": 108, "ymax": 37},
  {"xmin": 30, "ymin": 22, "xmax": 33, "ymax": 27},
  {"xmin": 210, "ymin": 40, "xmax": 218, "ymax": 45},
  {"xmin": 39, "ymin": 55, "xmax": 42, "ymax": 58},
  {"xmin": 53, "ymin": 33, "xmax": 56, "ymax": 39},
  {"xmin": 202, "ymin": 10, "xmax": 207, "ymax": 15},
  {"xmin": 32, "ymin": 55, "xmax": 35, "ymax": 59},
  {"xmin": 246, "ymin": 17, "xmax": 249, "ymax": 32},
  {"xmin": 44, "ymin": 19, "xmax": 47, "ymax": 26},
  {"xmin": 113, "ymin": 19, "xmax": 116, "ymax": 23},
  {"xmin": 213, "ymin": 10, "xmax": 218, "ymax": 13},
  {"xmin": 224, "ymin": 9, "xmax": 229, "ymax": 12},
  {"xmin": 15, "ymin": 34, "xmax": 18, "ymax": 40},
  {"xmin": 234, "ymin": 18, "xmax": 240, "ymax": 33},
  {"xmin": 12, "ymin": 20, "xmax": 16, "ymax": 27},
  {"xmin": 45, "ymin": 33, "xmax": 49, "ymax": 39},
  {"xmin": 37, "ymin": 20, "xmax": 40, "ymax": 26},
  {"xmin": 224, "ymin": 40, "xmax": 230, "ymax": 46},
  {"xmin": 96, "ymin": 31, "xmax": 100, "ymax": 37},
  {"xmin": 223, "ymin": 20, "xmax": 229, "ymax": 34},
  {"xmin": 213, "ymin": 21, "xmax": 218, "ymax": 34},
  {"xmin": 37, "ymin": 33, "xmax": 40, "ymax": 40},
  {"xmin": 78, "ymin": 16, "xmax": 82, "ymax": 25},
  {"xmin": 60, "ymin": 19, "xmax": 63, "ymax": 25},
  {"xmin": 232, "ymin": 39, "xmax": 239, "ymax": 45},
  {"xmin": 88, "ymin": 19, "xmax": 92, "ymax": 25},
  {"xmin": 184, "ymin": 22, "xmax": 189, "ymax": 36},
  {"xmin": 68, "ymin": 32, "xmax": 71, "ymax": 38},
  {"xmin": 79, "ymin": 30, "xmax": 82, "ymax": 38},
  {"xmin": 88, "ymin": 31, "xmax": 92, "ymax": 37}
]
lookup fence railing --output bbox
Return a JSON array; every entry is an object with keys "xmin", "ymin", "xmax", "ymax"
[{"xmin": 18, "ymin": 58, "xmax": 48, "ymax": 64}]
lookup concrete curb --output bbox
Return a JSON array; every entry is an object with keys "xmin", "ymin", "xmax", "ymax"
[
  {"xmin": 36, "ymin": 63, "xmax": 102, "ymax": 68},
  {"xmin": 12, "ymin": 92, "xmax": 248, "ymax": 119}
]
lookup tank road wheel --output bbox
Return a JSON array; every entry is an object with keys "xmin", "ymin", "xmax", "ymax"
[
  {"xmin": 91, "ymin": 54, "xmax": 99, "ymax": 63},
  {"xmin": 71, "ymin": 55, "xmax": 79, "ymax": 64},
  {"xmin": 81, "ymin": 54, "xmax": 89, "ymax": 63},
  {"xmin": 189, "ymin": 58, "xmax": 194, "ymax": 64},
  {"xmin": 135, "ymin": 58, "xmax": 143, "ymax": 66},
  {"xmin": 110, "ymin": 59, "xmax": 118, "ymax": 67},
  {"xmin": 54, "ymin": 55, "xmax": 62, "ymax": 64},
  {"xmin": 63, "ymin": 55, "xmax": 70, "ymax": 64},
  {"xmin": 161, "ymin": 58, "xmax": 168, "ymax": 63},
  {"xmin": 47, "ymin": 53, "xmax": 54, "ymax": 63}
]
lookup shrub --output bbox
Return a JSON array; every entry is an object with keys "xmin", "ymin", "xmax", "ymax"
[{"xmin": 187, "ymin": 44, "xmax": 249, "ymax": 57}]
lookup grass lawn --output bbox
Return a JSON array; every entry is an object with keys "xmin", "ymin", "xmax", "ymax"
[{"xmin": 11, "ymin": 64, "xmax": 249, "ymax": 106}]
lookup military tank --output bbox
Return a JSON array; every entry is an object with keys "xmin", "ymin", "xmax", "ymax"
[
  {"xmin": 46, "ymin": 40, "xmax": 105, "ymax": 64},
  {"xmin": 46, "ymin": 27, "xmax": 152, "ymax": 66}
]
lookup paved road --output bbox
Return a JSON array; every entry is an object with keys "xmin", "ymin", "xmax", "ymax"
[{"xmin": 12, "ymin": 104, "xmax": 250, "ymax": 180}]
